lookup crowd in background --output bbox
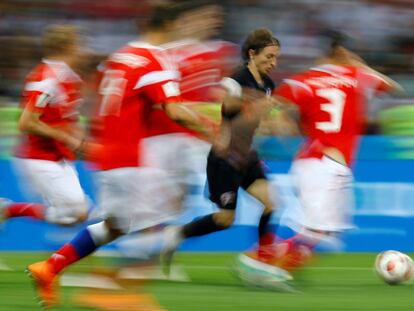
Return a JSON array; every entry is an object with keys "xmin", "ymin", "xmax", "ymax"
[{"xmin": 1, "ymin": 0, "xmax": 414, "ymax": 134}]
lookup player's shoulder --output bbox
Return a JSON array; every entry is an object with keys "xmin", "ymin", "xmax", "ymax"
[
  {"xmin": 309, "ymin": 64, "xmax": 359, "ymax": 78},
  {"xmin": 279, "ymin": 71, "xmax": 310, "ymax": 91},
  {"xmin": 165, "ymin": 39, "xmax": 218, "ymax": 63},
  {"xmin": 24, "ymin": 61, "xmax": 59, "ymax": 90},
  {"xmin": 25, "ymin": 63, "xmax": 47, "ymax": 82},
  {"xmin": 230, "ymin": 65, "xmax": 251, "ymax": 84},
  {"xmin": 209, "ymin": 40, "xmax": 238, "ymax": 53},
  {"xmin": 106, "ymin": 41, "xmax": 166, "ymax": 69}
]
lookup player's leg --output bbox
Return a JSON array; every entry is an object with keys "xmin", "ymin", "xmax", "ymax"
[
  {"xmin": 26, "ymin": 220, "xmax": 119, "ymax": 308},
  {"xmin": 276, "ymin": 156, "xmax": 354, "ymax": 271},
  {"xmin": 37, "ymin": 160, "xmax": 88, "ymax": 225},
  {"xmin": 242, "ymin": 154, "xmax": 276, "ymax": 262},
  {"xmin": 12, "ymin": 159, "xmax": 88, "ymax": 225},
  {"xmin": 181, "ymin": 151, "xmax": 239, "ymax": 238},
  {"xmin": 0, "ymin": 198, "xmax": 46, "ymax": 221},
  {"xmin": 245, "ymin": 178, "xmax": 277, "ymax": 260},
  {"xmin": 161, "ymin": 151, "xmax": 239, "ymax": 271},
  {"xmin": 25, "ymin": 167, "xmax": 133, "ymax": 308}
]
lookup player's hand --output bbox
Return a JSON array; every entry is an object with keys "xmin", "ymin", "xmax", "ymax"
[
  {"xmin": 60, "ymin": 133, "xmax": 83, "ymax": 151},
  {"xmin": 198, "ymin": 115, "xmax": 220, "ymax": 143},
  {"xmin": 81, "ymin": 141, "xmax": 103, "ymax": 162}
]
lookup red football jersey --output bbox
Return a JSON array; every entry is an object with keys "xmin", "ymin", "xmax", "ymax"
[
  {"xmin": 146, "ymin": 39, "xmax": 238, "ymax": 137},
  {"xmin": 95, "ymin": 41, "xmax": 182, "ymax": 170},
  {"xmin": 168, "ymin": 39, "xmax": 238, "ymax": 102},
  {"xmin": 275, "ymin": 64, "xmax": 392, "ymax": 165},
  {"xmin": 15, "ymin": 60, "xmax": 83, "ymax": 161}
]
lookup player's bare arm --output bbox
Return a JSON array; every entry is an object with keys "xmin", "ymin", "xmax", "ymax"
[
  {"xmin": 164, "ymin": 102, "xmax": 218, "ymax": 142},
  {"xmin": 257, "ymin": 96, "xmax": 301, "ymax": 136},
  {"xmin": 18, "ymin": 108, "xmax": 83, "ymax": 151},
  {"xmin": 344, "ymin": 50, "xmax": 404, "ymax": 93}
]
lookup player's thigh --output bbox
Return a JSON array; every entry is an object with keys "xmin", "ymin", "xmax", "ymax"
[
  {"xmin": 13, "ymin": 158, "xmax": 85, "ymax": 206},
  {"xmin": 97, "ymin": 167, "xmax": 184, "ymax": 234},
  {"xmin": 206, "ymin": 152, "xmax": 240, "ymax": 209},
  {"xmin": 291, "ymin": 157, "xmax": 354, "ymax": 231},
  {"xmin": 245, "ymin": 178, "xmax": 273, "ymax": 212},
  {"xmin": 242, "ymin": 157, "xmax": 273, "ymax": 211},
  {"xmin": 141, "ymin": 134, "xmax": 190, "ymax": 171}
]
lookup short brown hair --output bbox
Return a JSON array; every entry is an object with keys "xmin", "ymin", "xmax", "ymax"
[
  {"xmin": 144, "ymin": 2, "xmax": 182, "ymax": 31},
  {"xmin": 241, "ymin": 28, "xmax": 280, "ymax": 61},
  {"xmin": 43, "ymin": 24, "xmax": 80, "ymax": 57}
]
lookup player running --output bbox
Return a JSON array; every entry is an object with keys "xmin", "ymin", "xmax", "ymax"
[
  {"xmin": 267, "ymin": 30, "xmax": 402, "ymax": 272},
  {"xmin": 161, "ymin": 28, "xmax": 290, "ymax": 271},
  {"xmin": 25, "ymin": 4, "xmax": 216, "ymax": 308},
  {"xmin": 1, "ymin": 25, "xmax": 89, "ymax": 226}
]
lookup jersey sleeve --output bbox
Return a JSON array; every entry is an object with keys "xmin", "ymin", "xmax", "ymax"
[
  {"xmin": 134, "ymin": 69, "xmax": 182, "ymax": 104},
  {"xmin": 133, "ymin": 52, "xmax": 182, "ymax": 105},
  {"xmin": 274, "ymin": 78, "xmax": 312, "ymax": 107},
  {"xmin": 357, "ymin": 68, "xmax": 394, "ymax": 96},
  {"xmin": 22, "ymin": 78, "xmax": 57, "ymax": 113}
]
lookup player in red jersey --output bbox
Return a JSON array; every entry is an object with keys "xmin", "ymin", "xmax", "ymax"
[
  {"xmin": 1, "ymin": 25, "xmax": 89, "ymax": 226},
  {"xmin": 268, "ymin": 31, "xmax": 402, "ymax": 272},
  {"xmin": 100, "ymin": 1, "xmax": 238, "ymax": 267},
  {"xmin": 25, "ymin": 4, "xmax": 216, "ymax": 308},
  {"xmin": 146, "ymin": 1, "xmax": 236, "ymax": 138}
]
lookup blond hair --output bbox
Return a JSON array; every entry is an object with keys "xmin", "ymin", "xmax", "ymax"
[{"xmin": 43, "ymin": 24, "xmax": 80, "ymax": 57}]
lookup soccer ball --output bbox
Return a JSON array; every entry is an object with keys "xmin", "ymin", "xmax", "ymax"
[{"xmin": 375, "ymin": 250, "xmax": 414, "ymax": 285}]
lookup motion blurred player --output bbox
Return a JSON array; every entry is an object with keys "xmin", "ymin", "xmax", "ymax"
[
  {"xmin": 269, "ymin": 30, "xmax": 402, "ymax": 271},
  {"xmin": 162, "ymin": 28, "xmax": 286, "ymax": 268}
]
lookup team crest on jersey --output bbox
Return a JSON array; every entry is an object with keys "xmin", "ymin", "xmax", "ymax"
[{"xmin": 220, "ymin": 191, "xmax": 235, "ymax": 206}]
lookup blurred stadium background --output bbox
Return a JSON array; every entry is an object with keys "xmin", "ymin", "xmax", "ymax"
[{"xmin": 1, "ymin": 0, "xmax": 414, "ymax": 310}]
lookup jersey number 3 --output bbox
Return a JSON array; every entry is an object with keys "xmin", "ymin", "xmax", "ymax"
[{"xmin": 315, "ymin": 88, "xmax": 346, "ymax": 133}]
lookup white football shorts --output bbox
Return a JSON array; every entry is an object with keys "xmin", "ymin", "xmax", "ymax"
[
  {"xmin": 96, "ymin": 167, "xmax": 184, "ymax": 234},
  {"xmin": 12, "ymin": 158, "xmax": 87, "ymax": 224},
  {"xmin": 290, "ymin": 156, "xmax": 355, "ymax": 232}
]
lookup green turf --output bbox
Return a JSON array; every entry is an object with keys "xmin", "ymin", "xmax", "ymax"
[{"xmin": 0, "ymin": 252, "xmax": 414, "ymax": 310}]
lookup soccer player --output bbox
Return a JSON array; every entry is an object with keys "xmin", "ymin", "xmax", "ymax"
[
  {"xmin": 110, "ymin": 0, "xmax": 238, "ymax": 264},
  {"xmin": 25, "ymin": 4, "xmax": 215, "ymax": 308},
  {"xmin": 270, "ymin": 31, "xmax": 402, "ymax": 271},
  {"xmin": 161, "ymin": 28, "xmax": 283, "ymax": 267},
  {"xmin": 1, "ymin": 25, "xmax": 88, "ymax": 225}
]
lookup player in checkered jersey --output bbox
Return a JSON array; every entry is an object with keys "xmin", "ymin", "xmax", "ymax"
[
  {"xmin": 1, "ymin": 25, "xmax": 89, "ymax": 226},
  {"xmin": 267, "ymin": 31, "xmax": 402, "ymax": 272}
]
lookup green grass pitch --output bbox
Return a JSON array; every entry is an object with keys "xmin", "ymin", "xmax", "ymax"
[{"xmin": 0, "ymin": 252, "xmax": 413, "ymax": 310}]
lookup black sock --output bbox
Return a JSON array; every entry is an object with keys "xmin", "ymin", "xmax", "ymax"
[
  {"xmin": 258, "ymin": 211, "xmax": 273, "ymax": 239},
  {"xmin": 182, "ymin": 214, "xmax": 228, "ymax": 238}
]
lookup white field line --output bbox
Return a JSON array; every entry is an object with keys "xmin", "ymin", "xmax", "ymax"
[{"xmin": 183, "ymin": 265, "xmax": 373, "ymax": 271}]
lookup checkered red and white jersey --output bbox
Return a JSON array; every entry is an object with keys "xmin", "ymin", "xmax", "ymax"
[
  {"xmin": 14, "ymin": 60, "xmax": 83, "ymax": 161},
  {"xmin": 95, "ymin": 41, "xmax": 182, "ymax": 170},
  {"xmin": 275, "ymin": 64, "xmax": 393, "ymax": 165}
]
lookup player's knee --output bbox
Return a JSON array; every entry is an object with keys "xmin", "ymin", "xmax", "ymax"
[
  {"xmin": 214, "ymin": 210, "xmax": 235, "ymax": 228},
  {"xmin": 263, "ymin": 202, "xmax": 274, "ymax": 214},
  {"xmin": 52, "ymin": 199, "xmax": 89, "ymax": 225},
  {"xmin": 88, "ymin": 221, "xmax": 118, "ymax": 246},
  {"xmin": 70, "ymin": 199, "xmax": 89, "ymax": 223}
]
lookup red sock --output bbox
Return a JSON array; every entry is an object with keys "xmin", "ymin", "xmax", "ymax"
[
  {"xmin": 287, "ymin": 233, "xmax": 318, "ymax": 251},
  {"xmin": 4, "ymin": 203, "xmax": 46, "ymax": 220},
  {"xmin": 47, "ymin": 244, "xmax": 80, "ymax": 274},
  {"xmin": 259, "ymin": 232, "xmax": 276, "ymax": 247},
  {"xmin": 257, "ymin": 232, "xmax": 277, "ymax": 262}
]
